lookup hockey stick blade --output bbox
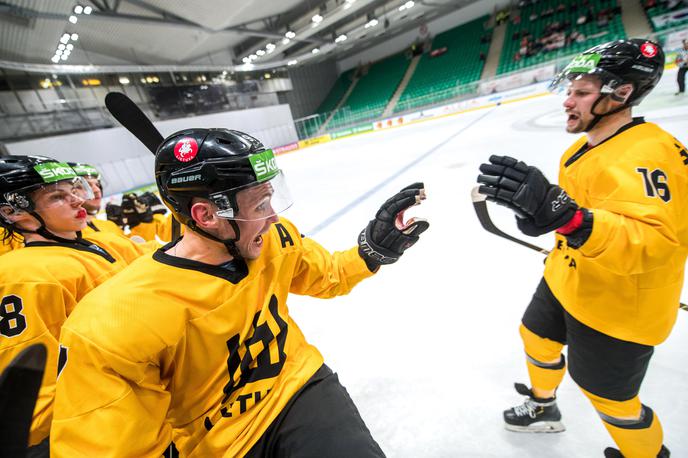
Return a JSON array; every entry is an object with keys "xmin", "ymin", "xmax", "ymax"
[
  {"xmin": 471, "ymin": 187, "xmax": 688, "ymax": 311},
  {"xmin": 0, "ymin": 344, "xmax": 47, "ymax": 454},
  {"xmin": 105, "ymin": 92, "xmax": 163, "ymax": 155},
  {"xmin": 104, "ymin": 92, "xmax": 181, "ymax": 240},
  {"xmin": 471, "ymin": 187, "xmax": 550, "ymax": 255}
]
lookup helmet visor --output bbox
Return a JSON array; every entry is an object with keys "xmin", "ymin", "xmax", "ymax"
[
  {"xmin": 211, "ymin": 171, "xmax": 293, "ymax": 221},
  {"xmin": 548, "ymin": 53, "xmax": 620, "ymax": 96},
  {"xmin": 4, "ymin": 177, "xmax": 94, "ymax": 211}
]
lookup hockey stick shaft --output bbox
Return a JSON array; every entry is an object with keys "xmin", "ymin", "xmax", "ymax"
[
  {"xmin": 471, "ymin": 187, "xmax": 688, "ymax": 311},
  {"xmin": 104, "ymin": 92, "xmax": 181, "ymax": 240},
  {"xmin": 471, "ymin": 187, "xmax": 550, "ymax": 255}
]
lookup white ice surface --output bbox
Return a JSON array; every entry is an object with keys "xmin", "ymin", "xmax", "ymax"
[{"xmin": 276, "ymin": 68, "xmax": 688, "ymax": 458}]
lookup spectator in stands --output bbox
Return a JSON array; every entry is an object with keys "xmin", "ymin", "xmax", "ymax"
[
  {"xmin": 668, "ymin": 0, "xmax": 684, "ymax": 11},
  {"xmin": 676, "ymin": 40, "xmax": 688, "ymax": 95},
  {"xmin": 597, "ymin": 10, "xmax": 610, "ymax": 28}
]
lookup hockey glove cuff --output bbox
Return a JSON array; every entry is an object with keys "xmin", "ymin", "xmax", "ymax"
[{"xmin": 358, "ymin": 182, "xmax": 429, "ymax": 272}]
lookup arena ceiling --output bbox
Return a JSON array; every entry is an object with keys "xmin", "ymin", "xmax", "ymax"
[{"xmin": 0, "ymin": 0, "xmax": 479, "ymax": 72}]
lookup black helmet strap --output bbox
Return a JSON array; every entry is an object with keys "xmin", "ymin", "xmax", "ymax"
[
  {"xmin": 21, "ymin": 210, "xmax": 84, "ymax": 244},
  {"xmin": 585, "ymin": 91, "xmax": 631, "ymax": 132},
  {"xmin": 188, "ymin": 219, "xmax": 243, "ymax": 260}
]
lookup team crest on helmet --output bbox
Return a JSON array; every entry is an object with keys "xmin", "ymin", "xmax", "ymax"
[
  {"xmin": 174, "ymin": 137, "xmax": 199, "ymax": 162},
  {"xmin": 640, "ymin": 42, "xmax": 657, "ymax": 58}
]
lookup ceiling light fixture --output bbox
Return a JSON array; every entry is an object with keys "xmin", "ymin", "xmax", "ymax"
[{"xmin": 399, "ymin": 0, "xmax": 414, "ymax": 11}]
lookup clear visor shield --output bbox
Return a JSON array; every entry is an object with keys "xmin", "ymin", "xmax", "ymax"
[
  {"xmin": 211, "ymin": 170, "xmax": 293, "ymax": 221},
  {"xmin": 3, "ymin": 177, "xmax": 94, "ymax": 211},
  {"xmin": 84, "ymin": 176, "xmax": 105, "ymax": 197},
  {"xmin": 548, "ymin": 53, "xmax": 620, "ymax": 97}
]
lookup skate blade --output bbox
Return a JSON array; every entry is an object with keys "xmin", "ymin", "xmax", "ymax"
[{"xmin": 504, "ymin": 421, "xmax": 566, "ymax": 433}]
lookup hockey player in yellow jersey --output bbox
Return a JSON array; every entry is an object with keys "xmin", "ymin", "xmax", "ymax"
[
  {"xmin": 477, "ymin": 39, "xmax": 684, "ymax": 457},
  {"xmin": 0, "ymin": 155, "xmax": 157, "ymax": 456},
  {"xmin": 68, "ymin": 162, "xmax": 124, "ymax": 236},
  {"xmin": 52, "ymin": 128, "xmax": 429, "ymax": 457}
]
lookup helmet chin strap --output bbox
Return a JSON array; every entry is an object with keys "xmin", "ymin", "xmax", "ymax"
[
  {"xmin": 189, "ymin": 220, "xmax": 243, "ymax": 260},
  {"xmin": 21, "ymin": 211, "xmax": 84, "ymax": 244},
  {"xmin": 584, "ymin": 91, "xmax": 631, "ymax": 132}
]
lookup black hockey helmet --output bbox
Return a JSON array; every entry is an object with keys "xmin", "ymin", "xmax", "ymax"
[
  {"xmin": 0, "ymin": 155, "xmax": 93, "ymax": 241},
  {"xmin": 550, "ymin": 38, "xmax": 665, "ymax": 107},
  {"xmin": 155, "ymin": 128, "xmax": 292, "ymax": 253},
  {"xmin": 68, "ymin": 162, "xmax": 100, "ymax": 180},
  {"xmin": 68, "ymin": 161, "xmax": 103, "ymax": 194},
  {"xmin": 0, "ymin": 156, "xmax": 83, "ymax": 211}
]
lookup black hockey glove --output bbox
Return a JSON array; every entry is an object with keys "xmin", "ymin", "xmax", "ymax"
[
  {"xmin": 139, "ymin": 191, "xmax": 167, "ymax": 215},
  {"xmin": 105, "ymin": 203, "xmax": 124, "ymax": 228},
  {"xmin": 477, "ymin": 155, "xmax": 578, "ymax": 237},
  {"xmin": 120, "ymin": 193, "xmax": 153, "ymax": 228},
  {"xmin": 358, "ymin": 182, "xmax": 429, "ymax": 272}
]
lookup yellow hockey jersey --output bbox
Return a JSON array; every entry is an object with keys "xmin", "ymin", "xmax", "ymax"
[
  {"xmin": 51, "ymin": 218, "xmax": 373, "ymax": 457},
  {"xmin": 544, "ymin": 119, "xmax": 688, "ymax": 345},
  {"xmin": 82, "ymin": 217, "xmax": 124, "ymax": 237},
  {"xmin": 129, "ymin": 212, "xmax": 184, "ymax": 242},
  {"xmin": 0, "ymin": 231, "xmax": 156, "ymax": 446}
]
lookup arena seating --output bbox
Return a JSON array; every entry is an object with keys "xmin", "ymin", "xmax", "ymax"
[
  {"xmin": 497, "ymin": 0, "xmax": 626, "ymax": 75},
  {"xmin": 394, "ymin": 15, "xmax": 491, "ymax": 113},
  {"xmin": 328, "ymin": 52, "xmax": 409, "ymax": 129},
  {"xmin": 641, "ymin": 0, "xmax": 688, "ymax": 31}
]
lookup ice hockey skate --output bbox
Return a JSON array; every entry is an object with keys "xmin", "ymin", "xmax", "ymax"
[{"xmin": 503, "ymin": 383, "xmax": 565, "ymax": 433}]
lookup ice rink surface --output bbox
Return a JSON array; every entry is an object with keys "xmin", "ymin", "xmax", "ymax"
[{"xmin": 275, "ymin": 68, "xmax": 688, "ymax": 458}]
